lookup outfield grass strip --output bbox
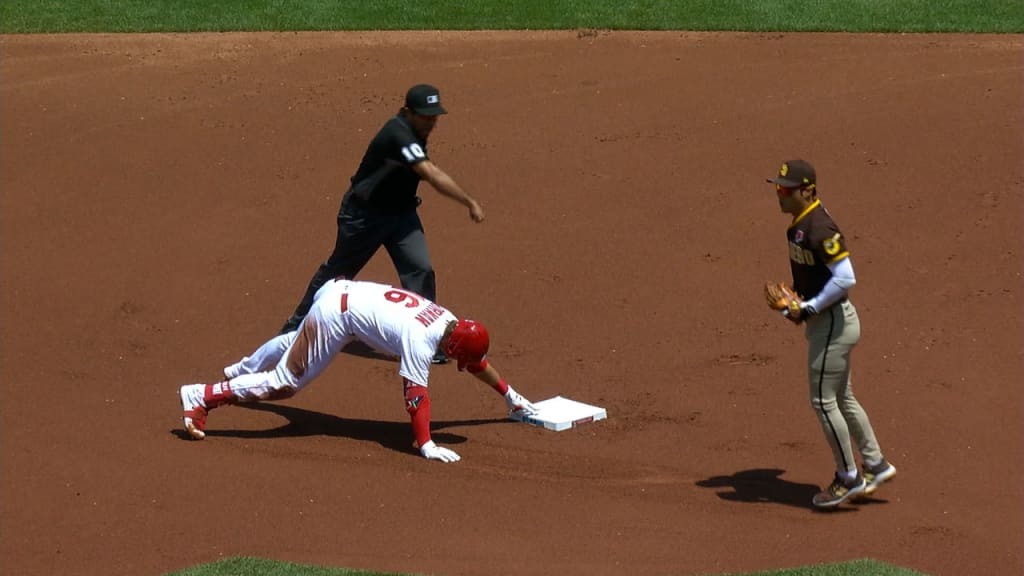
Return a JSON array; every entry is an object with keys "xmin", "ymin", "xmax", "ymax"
[{"xmin": 2, "ymin": 0, "xmax": 1022, "ymax": 34}]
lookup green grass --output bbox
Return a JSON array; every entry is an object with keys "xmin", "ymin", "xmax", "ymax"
[
  {"xmin": 1, "ymin": 0, "xmax": 1022, "ymax": 33},
  {"xmin": 165, "ymin": 557, "xmax": 928, "ymax": 576},
  {"xmin": 164, "ymin": 557, "xmax": 411, "ymax": 576},
  {"xmin": 720, "ymin": 558, "xmax": 929, "ymax": 576}
]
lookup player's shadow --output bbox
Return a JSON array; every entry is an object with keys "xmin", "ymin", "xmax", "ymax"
[
  {"xmin": 696, "ymin": 468, "xmax": 826, "ymax": 511},
  {"xmin": 174, "ymin": 402, "xmax": 506, "ymax": 456},
  {"xmin": 340, "ymin": 340, "xmax": 398, "ymax": 362}
]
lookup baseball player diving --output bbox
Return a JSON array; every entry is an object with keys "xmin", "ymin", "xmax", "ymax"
[{"xmin": 179, "ymin": 278, "xmax": 538, "ymax": 462}]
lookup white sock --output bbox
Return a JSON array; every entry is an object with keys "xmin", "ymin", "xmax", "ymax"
[{"xmin": 840, "ymin": 469, "xmax": 859, "ymax": 483}]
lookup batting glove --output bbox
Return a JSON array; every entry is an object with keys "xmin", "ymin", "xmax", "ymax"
[
  {"xmin": 504, "ymin": 386, "xmax": 538, "ymax": 416},
  {"xmin": 420, "ymin": 440, "xmax": 461, "ymax": 463}
]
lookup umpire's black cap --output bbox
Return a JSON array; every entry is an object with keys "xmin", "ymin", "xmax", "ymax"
[
  {"xmin": 767, "ymin": 159, "xmax": 816, "ymax": 188},
  {"xmin": 405, "ymin": 84, "xmax": 448, "ymax": 116}
]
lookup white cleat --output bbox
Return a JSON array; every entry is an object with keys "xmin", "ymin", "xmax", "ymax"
[{"xmin": 179, "ymin": 384, "xmax": 208, "ymax": 440}]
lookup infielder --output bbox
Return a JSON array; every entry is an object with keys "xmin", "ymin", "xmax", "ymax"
[
  {"xmin": 180, "ymin": 278, "xmax": 538, "ymax": 462},
  {"xmin": 765, "ymin": 160, "xmax": 897, "ymax": 508},
  {"xmin": 279, "ymin": 84, "xmax": 485, "ymax": 367}
]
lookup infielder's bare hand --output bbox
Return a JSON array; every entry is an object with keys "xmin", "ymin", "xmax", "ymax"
[
  {"xmin": 469, "ymin": 200, "xmax": 485, "ymax": 223},
  {"xmin": 504, "ymin": 386, "xmax": 538, "ymax": 416},
  {"xmin": 420, "ymin": 440, "xmax": 461, "ymax": 463}
]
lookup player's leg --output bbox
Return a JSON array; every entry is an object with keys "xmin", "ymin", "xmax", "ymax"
[
  {"xmin": 223, "ymin": 332, "xmax": 297, "ymax": 379},
  {"xmin": 832, "ymin": 302, "xmax": 892, "ymax": 492},
  {"xmin": 230, "ymin": 320, "xmax": 348, "ymax": 402},
  {"xmin": 838, "ymin": 374, "xmax": 886, "ymax": 471},
  {"xmin": 806, "ymin": 306, "xmax": 866, "ymax": 507},
  {"xmin": 254, "ymin": 279, "xmax": 352, "ymax": 399},
  {"xmin": 807, "ymin": 314, "xmax": 858, "ymax": 476},
  {"xmin": 184, "ymin": 283, "xmax": 353, "ymax": 439}
]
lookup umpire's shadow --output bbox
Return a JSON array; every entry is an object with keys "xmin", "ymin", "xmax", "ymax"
[
  {"xmin": 195, "ymin": 401, "xmax": 507, "ymax": 456},
  {"xmin": 696, "ymin": 468, "xmax": 823, "ymax": 510}
]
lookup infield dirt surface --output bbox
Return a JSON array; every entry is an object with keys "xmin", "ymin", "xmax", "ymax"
[{"xmin": 2, "ymin": 31, "xmax": 1021, "ymax": 576}]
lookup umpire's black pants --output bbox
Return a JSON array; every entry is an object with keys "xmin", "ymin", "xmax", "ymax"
[{"xmin": 280, "ymin": 200, "xmax": 435, "ymax": 334}]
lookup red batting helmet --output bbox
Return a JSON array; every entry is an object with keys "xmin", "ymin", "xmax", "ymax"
[{"xmin": 444, "ymin": 319, "xmax": 490, "ymax": 370}]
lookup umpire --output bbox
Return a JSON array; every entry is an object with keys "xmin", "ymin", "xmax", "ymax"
[{"xmin": 280, "ymin": 84, "xmax": 486, "ymax": 361}]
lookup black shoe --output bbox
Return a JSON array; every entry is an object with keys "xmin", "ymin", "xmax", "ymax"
[{"xmin": 431, "ymin": 352, "xmax": 449, "ymax": 365}]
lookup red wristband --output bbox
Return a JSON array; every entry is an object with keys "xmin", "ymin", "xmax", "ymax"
[
  {"xmin": 494, "ymin": 378, "xmax": 509, "ymax": 396},
  {"xmin": 404, "ymin": 381, "xmax": 432, "ymax": 447}
]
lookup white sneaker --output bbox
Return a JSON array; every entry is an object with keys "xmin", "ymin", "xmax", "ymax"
[{"xmin": 179, "ymin": 384, "xmax": 208, "ymax": 440}]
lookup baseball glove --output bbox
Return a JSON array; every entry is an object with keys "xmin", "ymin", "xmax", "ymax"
[{"xmin": 764, "ymin": 281, "xmax": 802, "ymax": 314}]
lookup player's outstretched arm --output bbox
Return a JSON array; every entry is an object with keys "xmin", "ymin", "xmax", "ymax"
[{"xmin": 466, "ymin": 361, "xmax": 538, "ymax": 415}]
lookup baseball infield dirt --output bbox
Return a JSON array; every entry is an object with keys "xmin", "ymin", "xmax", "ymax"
[{"xmin": 1, "ymin": 31, "xmax": 1021, "ymax": 576}]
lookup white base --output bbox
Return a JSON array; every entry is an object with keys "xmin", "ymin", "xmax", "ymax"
[{"xmin": 509, "ymin": 396, "xmax": 607, "ymax": 431}]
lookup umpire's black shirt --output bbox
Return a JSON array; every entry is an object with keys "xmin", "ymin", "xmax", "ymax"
[{"xmin": 345, "ymin": 114, "xmax": 430, "ymax": 214}]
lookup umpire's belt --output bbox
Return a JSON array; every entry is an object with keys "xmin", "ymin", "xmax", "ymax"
[{"xmin": 341, "ymin": 194, "xmax": 420, "ymax": 216}]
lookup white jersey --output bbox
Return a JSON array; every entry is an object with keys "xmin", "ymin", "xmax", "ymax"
[
  {"xmin": 317, "ymin": 279, "xmax": 455, "ymax": 386},
  {"xmin": 221, "ymin": 278, "xmax": 455, "ymax": 404}
]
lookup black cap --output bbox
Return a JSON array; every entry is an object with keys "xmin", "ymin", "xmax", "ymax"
[
  {"xmin": 404, "ymin": 84, "xmax": 447, "ymax": 116},
  {"xmin": 767, "ymin": 160, "xmax": 816, "ymax": 188}
]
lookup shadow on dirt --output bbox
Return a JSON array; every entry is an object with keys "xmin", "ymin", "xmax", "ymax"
[
  {"xmin": 696, "ymin": 468, "xmax": 825, "ymax": 511},
  {"xmin": 171, "ymin": 402, "xmax": 508, "ymax": 455},
  {"xmin": 340, "ymin": 340, "xmax": 398, "ymax": 362}
]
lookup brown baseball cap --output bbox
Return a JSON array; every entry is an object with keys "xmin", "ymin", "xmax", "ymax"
[
  {"xmin": 405, "ymin": 84, "xmax": 447, "ymax": 116},
  {"xmin": 767, "ymin": 160, "xmax": 816, "ymax": 188}
]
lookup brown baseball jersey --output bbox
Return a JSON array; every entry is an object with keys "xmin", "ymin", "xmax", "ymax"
[{"xmin": 787, "ymin": 199, "xmax": 849, "ymax": 299}]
